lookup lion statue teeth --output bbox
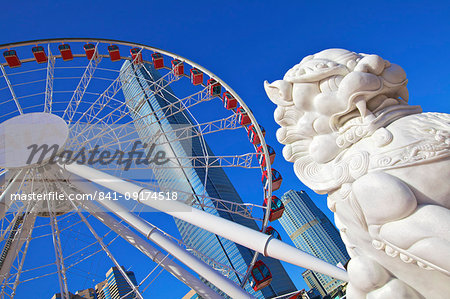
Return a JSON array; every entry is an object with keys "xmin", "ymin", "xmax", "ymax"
[{"xmin": 265, "ymin": 48, "xmax": 450, "ymax": 299}]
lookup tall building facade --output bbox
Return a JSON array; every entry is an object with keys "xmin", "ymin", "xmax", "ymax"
[
  {"xmin": 279, "ymin": 190, "xmax": 349, "ymax": 296},
  {"xmin": 94, "ymin": 267, "xmax": 138, "ymax": 299},
  {"xmin": 302, "ymin": 269, "xmax": 327, "ymax": 297},
  {"xmin": 120, "ymin": 61, "xmax": 296, "ymax": 298}
]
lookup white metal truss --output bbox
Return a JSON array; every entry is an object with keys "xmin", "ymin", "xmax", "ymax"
[
  {"xmin": 47, "ymin": 201, "xmax": 70, "ymax": 299},
  {"xmin": 146, "ymin": 114, "xmax": 240, "ymax": 147},
  {"xmin": 67, "ymin": 61, "xmax": 136, "ymax": 137},
  {"xmin": 67, "ymin": 200, "xmax": 144, "ymax": 299},
  {"xmin": 62, "ymin": 43, "xmax": 102, "ymax": 124},
  {"xmin": 96, "ymin": 152, "xmax": 262, "ymax": 170},
  {"xmin": 67, "ymin": 66, "xmax": 198, "ymax": 150},
  {"xmin": 141, "ymin": 63, "xmax": 182, "ymax": 95},
  {"xmin": 1, "ymin": 211, "xmax": 36, "ymax": 299},
  {"xmin": 44, "ymin": 45, "xmax": 55, "ymax": 113},
  {"xmin": 0, "ymin": 203, "xmax": 37, "ymax": 299},
  {"xmin": 69, "ymin": 84, "xmax": 213, "ymax": 153},
  {"xmin": 0, "ymin": 65, "xmax": 22, "ymax": 115},
  {"xmin": 176, "ymin": 153, "xmax": 261, "ymax": 169},
  {"xmin": 187, "ymin": 195, "xmax": 264, "ymax": 221}
]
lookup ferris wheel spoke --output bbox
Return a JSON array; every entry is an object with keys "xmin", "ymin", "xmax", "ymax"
[
  {"xmin": 67, "ymin": 65, "xmax": 186, "ymax": 149},
  {"xmin": 44, "ymin": 45, "xmax": 56, "ymax": 113},
  {"xmin": 47, "ymin": 202, "xmax": 70, "ymax": 299},
  {"xmin": 68, "ymin": 63, "xmax": 133, "ymax": 134},
  {"xmin": 40, "ymin": 171, "xmax": 70, "ymax": 299},
  {"xmin": 0, "ymin": 169, "xmax": 30, "ymax": 222},
  {"xmin": 93, "ymin": 151, "xmax": 262, "ymax": 171},
  {"xmin": 0, "ymin": 65, "xmax": 22, "ymax": 115},
  {"xmin": 67, "ymin": 200, "xmax": 144, "ymax": 299},
  {"xmin": 0, "ymin": 202, "xmax": 37, "ymax": 298},
  {"xmin": 62, "ymin": 43, "xmax": 102, "ymax": 124},
  {"xmin": 5, "ymin": 209, "xmax": 36, "ymax": 299},
  {"xmin": 151, "ymin": 114, "xmax": 241, "ymax": 146},
  {"xmin": 98, "ymin": 113, "xmax": 241, "ymax": 152},
  {"xmin": 68, "ymin": 51, "xmax": 145, "ymax": 132},
  {"xmin": 139, "ymin": 63, "xmax": 182, "ymax": 99}
]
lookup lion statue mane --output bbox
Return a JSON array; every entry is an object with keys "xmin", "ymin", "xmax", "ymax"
[{"xmin": 264, "ymin": 49, "xmax": 450, "ymax": 298}]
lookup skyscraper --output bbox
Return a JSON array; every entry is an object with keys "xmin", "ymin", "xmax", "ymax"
[
  {"xmin": 120, "ymin": 61, "xmax": 296, "ymax": 298},
  {"xmin": 302, "ymin": 269, "xmax": 327, "ymax": 297},
  {"xmin": 93, "ymin": 267, "xmax": 138, "ymax": 299},
  {"xmin": 105, "ymin": 267, "xmax": 138, "ymax": 299},
  {"xmin": 279, "ymin": 190, "xmax": 349, "ymax": 296}
]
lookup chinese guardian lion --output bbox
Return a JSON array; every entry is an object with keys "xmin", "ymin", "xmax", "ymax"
[{"xmin": 264, "ymin": 49, "xmax": 450, "ymax": 298}]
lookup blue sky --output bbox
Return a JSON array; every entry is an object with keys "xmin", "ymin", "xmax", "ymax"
[{"xmin": 1, "ymin": 1, "xmax": 449, "ymax": 298}]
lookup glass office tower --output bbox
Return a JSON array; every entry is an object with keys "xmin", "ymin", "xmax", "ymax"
[
  {"xmin": 120, "ymin": 61, "xmax": 296, "ymax": 298},
  {"xmin": 279, "ymin": 190, "xmax": 349, "ymax": 296},
  {"xmin": 95, "ymin": 267, "xmax": 138, "ymax": 299}
]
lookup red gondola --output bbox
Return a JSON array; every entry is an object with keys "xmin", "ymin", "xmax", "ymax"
[
  {"xmin": 257, "ymin": 145, "xmax": 275, "ymax": 166},
  {"xmin": 263, "ymin": 195, "xmax": 285, "ymax": 221},
  {"xmin": 262, "ymin": 226, "xmax": 282, "ymax": 240},
  {"xmin": 130, "ymin": 48, "xmax": 143, "ymax": 64},
  {"xmin": 222, "ymin": 91, "xmax": 237, "ymax": 110},
  {"xmin": 32, "ymin": 46, "xmax": 47, "ymax": 64},
  {"xmin": 207, "ymin": 79, "xmax": 221, "ymax": 97},
  {"xmin": 249, "ymin": 260, "xmax": 272, "ymax": 291},
  {"xmin": 83, "ymin": 44, "xmax": 96, "ymax": 60},
  {"xmin": 262, "ymin": 169, "xmax": 282, "ymax": 192},
  {"xmin": 151, "ymin": 53, "xmax": 164, "ymax": 69},
  {"xmin": 248, "ymin": 124, "xmax": 266, "ymax": 145},
  {"xmin": 3, "ymin": 50, "xmax": 21, "ymax": 68},
  {"xmin": 190, "ymin": 68, "xmax": 203, "ymax": 85},
  {"xmin": 171, "ymin": 59, "xmax": 184, "ymax": 76},
  {"xmin": 237, "ymin": 107, "xmax": 251, "ymax": 126},
  {"xmin": 107, "ymin": 45, "xmax": 121, "ymax": 62},
  {"xmin": 58, "ymin": 44, "xmax": 73, "ymax": 61}
]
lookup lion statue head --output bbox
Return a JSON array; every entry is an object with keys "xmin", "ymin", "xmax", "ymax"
[{"xmin": 264, "ymin": 49, "xmax": 415, "ymax": 193}]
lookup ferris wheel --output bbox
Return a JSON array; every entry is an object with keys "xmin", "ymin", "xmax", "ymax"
[{"xmin": 0, "ymin": 39, "xmax": 347, "ymax": 299}]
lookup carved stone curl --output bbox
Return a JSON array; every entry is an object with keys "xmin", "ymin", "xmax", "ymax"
[{"xmin": 265, "ymin": 49, "xmax": 450, "ymax": 299}]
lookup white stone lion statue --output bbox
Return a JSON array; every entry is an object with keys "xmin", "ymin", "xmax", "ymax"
[{"xmin": 264, "ymin": 49, "xmax": 450, "ymax": 299}]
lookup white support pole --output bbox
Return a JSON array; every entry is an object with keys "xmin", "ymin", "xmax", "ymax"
[
  {"xmin": 65, "ymin": 176, "xmax": 252, "ymax": 299},
  {"xmin": 60, "ymin": 163, "xmax": 349, "ymax": 282},
  {"xmin": 0, "ymin": 65, "xmax": 23, "ymax": 115},
  {"xmin": 76, "ymin": 199, "xmax": 221, "ymax": 299},
  {"xmin": 44, "ymin": 45, "xmax": 55, "ymax": 113},
  {"xmin": 0, "ymin": 203, "xmax": 37, "ymax": 285},
  {"xmin": 0, "ymin": 169, "xmax": 26, "ymax": 220}
]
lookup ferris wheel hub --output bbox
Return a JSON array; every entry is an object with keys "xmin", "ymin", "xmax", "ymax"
[{"xmin": 0, "ymin": 112, "xmax": 69, "ymax": 169}]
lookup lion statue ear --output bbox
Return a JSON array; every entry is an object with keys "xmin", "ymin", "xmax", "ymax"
[
  {"xmin": 264, "ymin": 80, "xmax": 293, "ymax": 107},
  {"xmin": 354, "ymin": 54, "xmax": 387, "ymax": 75}
]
